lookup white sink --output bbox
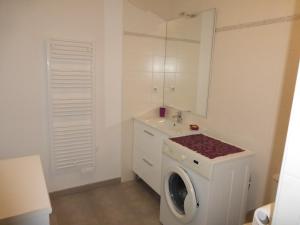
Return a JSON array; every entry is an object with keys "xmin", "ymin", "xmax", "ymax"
[{"xmin": 139, "ymin": 117, "xmax": 200, "ymax": 137}]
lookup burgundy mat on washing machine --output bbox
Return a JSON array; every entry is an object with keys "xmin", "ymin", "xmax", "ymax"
[{"xmin": 170, "ymin": 134, "xmax": 244, "ymax": 159}]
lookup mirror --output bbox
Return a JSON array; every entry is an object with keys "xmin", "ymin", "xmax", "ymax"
[{"xmin": 163, "ymin": 9, "xmax": 216, "ymax": 117}]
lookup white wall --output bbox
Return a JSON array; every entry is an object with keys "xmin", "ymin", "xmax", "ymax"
[
  {"xmin": 122, "ymin": 0, "xmax": 166, "ymax": 180},
  {"xmin": 164, "ymin": 10, "xmax": 215, "ymax": 116},
  {"xmin": 122, "ymin": 0, "xmax": 300, "ymax": 210},
  {"xmin": 173, "ymin": 0, "xmax": 299, "ymax": 27},
  {"xmin": 0, "ymin": 0, "xmax": 123, "ymax": 191},
  {"xmin": 164, "ymin": 17, "xmax": 201, "ymax": 112},
  {"xmin": 272, "ymin": 61, "xmax": 300, "ymax": 225},
  {"xmin": 170, "ymin": 0, "xmax": 300, "ymax": 209}
]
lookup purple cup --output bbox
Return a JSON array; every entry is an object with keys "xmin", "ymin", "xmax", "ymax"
[{"xmin": 159, "ymin": 107, "xmax": 166, "ymax": 117}]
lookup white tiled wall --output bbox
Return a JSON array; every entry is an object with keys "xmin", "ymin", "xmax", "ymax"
[
  {"xmin": 167, "ymin": 16, "xmax": 202, "ymax": 41},
  {"xmin": 164, "ymin": 40, "xmax": 200, "ymax": 112},
  {"xmin": 164, "ymin": 16, "xmax": 201, "ymax": 112},
  {"xmin": 123, "ymin": 36, "xmax": 165, "ymax": 115},
  {"xmin": 164, "ymin": 11, "xmax": 215, "ymax": 116},
  {"xmin": 122, "ymin": 0, "xmax": 300, "ymax": 211},
  {"xmin": 122, "ymin": 0, "xmax": 166, "ymax": 180}
]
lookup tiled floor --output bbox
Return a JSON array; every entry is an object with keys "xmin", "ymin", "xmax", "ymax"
[{"xmin": 50, "ymin": 180, "xmax": 161, "ymax": 225}]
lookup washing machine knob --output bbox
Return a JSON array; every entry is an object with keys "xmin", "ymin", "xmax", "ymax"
[{"xmin": 180, "ymin": 154, "xmax": 186, "ymax": 160}]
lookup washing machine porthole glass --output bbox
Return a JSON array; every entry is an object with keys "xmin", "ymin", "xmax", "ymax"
[{"xmin": 168, "ymin": 172, "xmax": 188, "ymax": 215}]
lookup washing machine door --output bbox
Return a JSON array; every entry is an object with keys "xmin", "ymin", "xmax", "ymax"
[{"xmin": 164, "ymin": 166, "xmax": 198, "ymax": 224}]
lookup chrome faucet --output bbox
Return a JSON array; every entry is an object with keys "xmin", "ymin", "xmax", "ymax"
[{"xmin": 172, "ymin": 111, "xmax": 183, "ymax": 123}]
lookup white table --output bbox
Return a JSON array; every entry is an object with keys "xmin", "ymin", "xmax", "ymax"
[{"xmin": 0, "ymin": 155, "xmax": 52, "ymax": 225}]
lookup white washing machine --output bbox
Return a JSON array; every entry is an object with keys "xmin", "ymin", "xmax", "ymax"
[{"xmin": 160, "ymin": 138, "xmax": 254, "ymax": 225}]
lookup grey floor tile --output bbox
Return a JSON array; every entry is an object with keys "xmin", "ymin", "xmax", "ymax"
[{"xmin": 50, "ymin": 180, "xmax": 161, "ymax": 225}]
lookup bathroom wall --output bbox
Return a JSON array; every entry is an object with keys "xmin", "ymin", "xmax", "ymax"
[
  {"xmin": 164, "ymin": 17, "xmax": 201, "ymax": 112},
  {"xmin": 272, "ymin": 60, "xmax": 300, "ymax": 225},
  {"xmin": 265, "ymin": 7, "xmax": 300, "ymax": 203},
  {"xmin": 0, "ymin": 0, "xmax": 123, "ymax": 191},
  {"xmin": 124, "ymin": 0, "xmax": 300, "ymax": 210},
  {"xmin": 122, "ymin": 0, "xmax": 166, "ymax": 180},
  {"xmin": 169, "ymin": 0, "xmax": 300, "ymax": 209}
]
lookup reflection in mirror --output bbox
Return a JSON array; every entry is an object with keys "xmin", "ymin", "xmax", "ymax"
[{"xmin": 163, "ymin": 9, "xmax": 216, "ymax": 117}]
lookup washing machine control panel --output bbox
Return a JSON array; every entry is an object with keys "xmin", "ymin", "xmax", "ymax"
[
  {"xmin": 180, "ymin": 154, "xmax": 187, "ymax": 160},
  {"xmin": 163, "ymin": 141, "xmax": 214, "ymax": 179}
]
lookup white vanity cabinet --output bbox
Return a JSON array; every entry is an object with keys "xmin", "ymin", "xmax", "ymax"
[{"xmin": 133, "ymin": 120, "xmax": 169, "ymax": 195}]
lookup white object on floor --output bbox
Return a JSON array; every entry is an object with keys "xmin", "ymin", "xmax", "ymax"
[
  {"xmin": 243, "ymin": 202, "xmax": 274, "ymax": 225},
  {"xmin": 47, "ymin": 39, "xmax": 96, "ymax": 172},
  {"xmin": 0, "ymin": 155, "xmax": 52, "ymax": 225},
  {"xmin": 252, "ymin": 203, "xmax": 274, "ymax": 225},
  {"xmin": 160, "ymin": 139, "xmax": 254, "ymax": 225}
]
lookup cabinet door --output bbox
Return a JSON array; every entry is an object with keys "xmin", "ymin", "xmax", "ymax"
[
  {"xmin": 133, "ymin": 121, "xmax": 168, "ymax": 194},
  {"xmin": 133, "ymin": 150, "xmax": 161, "ymax": 193}
]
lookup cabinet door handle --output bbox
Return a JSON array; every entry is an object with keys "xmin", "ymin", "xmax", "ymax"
[
  {"xmin": 143, "ymin": 130, "xmax": 154, "ymax": 136},
  {"xmin": 142, "ymin": 158, "xmax": 153, "ymax": 167}
]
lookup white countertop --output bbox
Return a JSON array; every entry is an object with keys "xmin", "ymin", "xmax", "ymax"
[
  {"xmin": 0, "ymin": 155, "xmax": 52, "ymax": 220},
  {"xmin": 134, "ymin": 116, "xmax": 201, "ymax": 137}
]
